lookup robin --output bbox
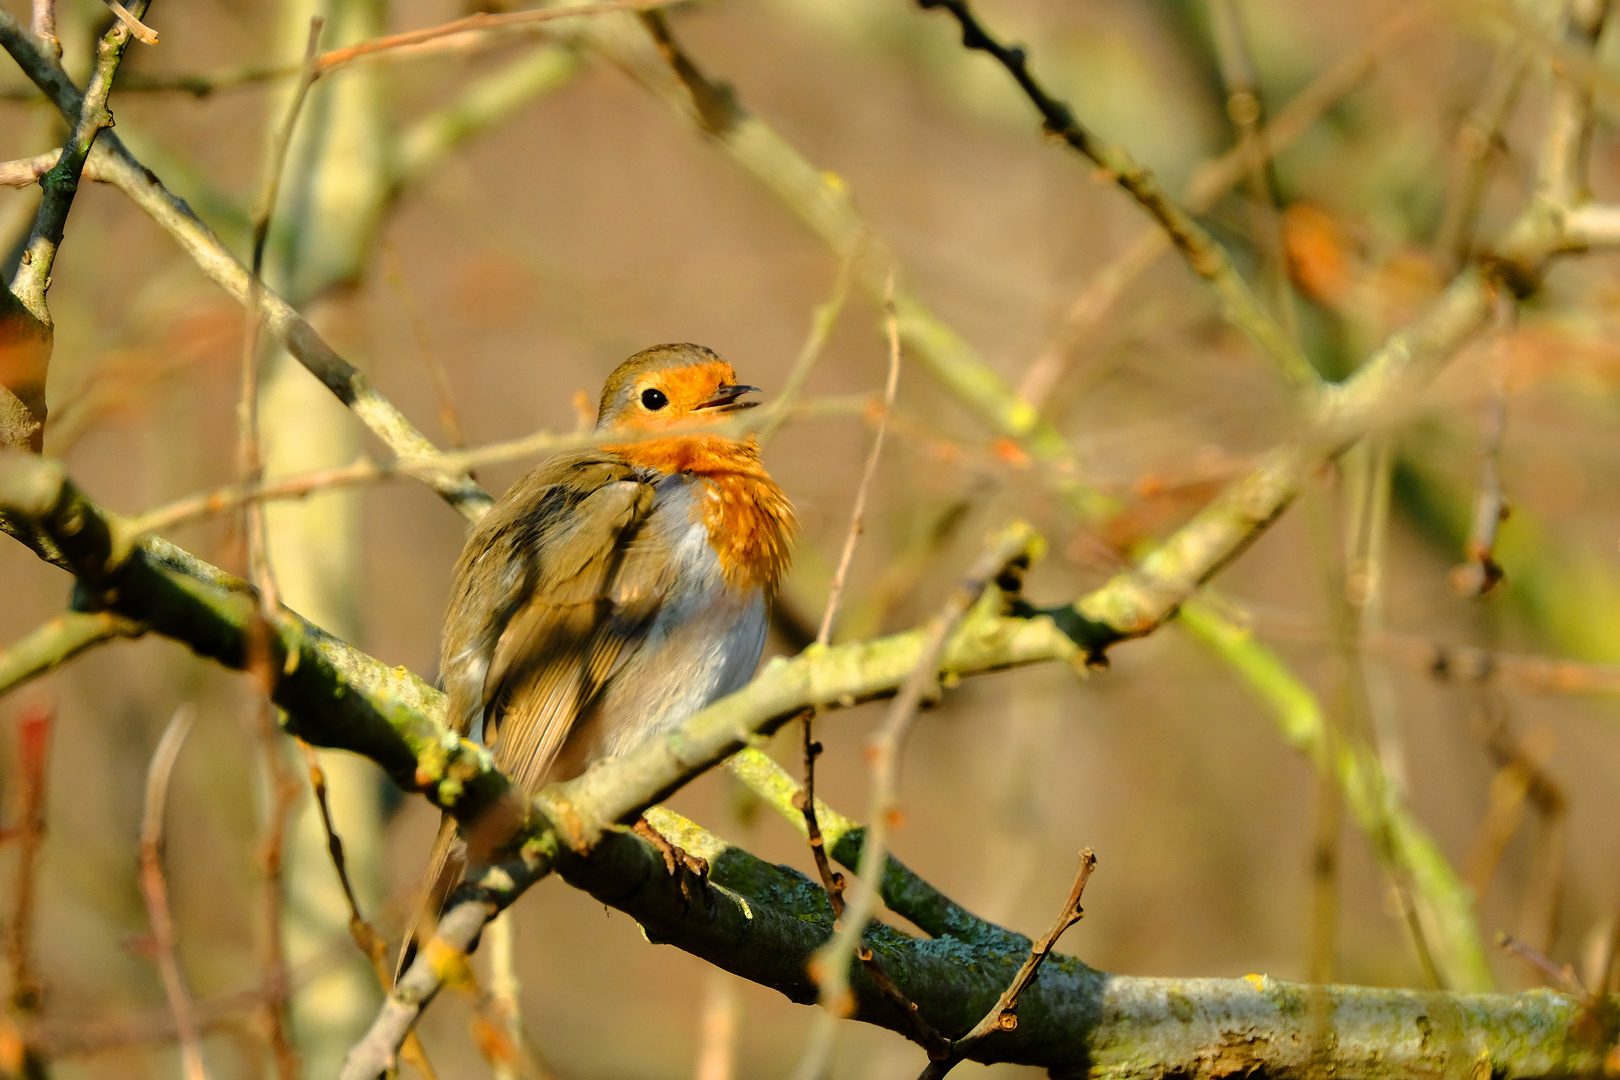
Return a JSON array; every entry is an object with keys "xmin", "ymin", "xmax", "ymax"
[{"xmin": 401, "ymin": 343, "xmax": 795, "ymax": 969}]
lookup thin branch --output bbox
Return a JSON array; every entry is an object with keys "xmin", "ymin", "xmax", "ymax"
[
  {"xmin": 252, "ymin": 690, "xmax": 300, "ymax": 1080},
  {"xmin": 758, "ymin": 253, "xmax": 858, "ymax": 447},
  {"xmin": 813, "ymin": 524, "xmax": 1038, "ymax": 1019},
  {"xmin": 792, "ymin": 272, "xmax": 903, "ymax": 965},
  {"xmin": 603, "ymin": 11, "xmax": 1116, "ymax": 525},
  {"xmin": 125, "ymin": 393, "xmax": 872, "ymax": 536},
  {"xmin": 1496, "ymin": 933, "xmax": 1586, "ymax": 998},
  {"xmin": 1434, "ymin": 38, "xmax": 1532, "ymax": 271},
  {"xmin": 1557, "ymin": 202, "xmax": 1620, "ymax": 247},
  {"xmin": 138, "ymin": 706, "xmax": 208, "ymax": 1080},
  {"xmin": 8, "ymin": 0, "xmax": 151, "ymax": 324},
  {"xmin": 5, "ymin": 703, "xmax": 50, "ymax": 1014},
  {"xmin": 28, "ymin": 0, "xmax": 57, "ymax": 60},
  {"xmin": 1178, "ymin": 599, "xmax": 1493, "ymax": 990},
  {"xmin": 5, "ymin": 452, "xmax": 1613, "ymax": 1076},
  {"xmin": 914, "ymin": 0, "xmax": 1317, "ymax": 389},
  {"xmin": 1236, "ymin": 603, "xmax": 1620, "ymax": 697},
  {"xmin": 1534, "ymin": 0, "xmax": 1610, "ymax": 209},
  {"xmin": 103, "ymin": 0, "xmax": 158, "ymax": 45},
  {"xmin": 1451, "ymin": 297, "xmax": 1516, "ymax": 596},
  {"xmin": 918, "ymin": 850, "xmax": 1097, "ymax": 1080},
  {"xmin": 237, "ymin": 16, "xmax": 325, "ymax": 618},
  {"xmin": 817, "ymin": 275, "xmax": 902, "ymax": 645},
  {"xmin": 0, "ymin": 610, "xmax": 143, "ymax": 698},
  {"xmin": 0, "ymin": 19, "xmax": 576, "ymax": 102},
  {"xmin": 1032, "ymin": 3, "xmax": 1433, "ymax": 410},
  {"xmin": 30, "ymin": 986, "xmax": 264, "ymax": 1057},
  {"xmin": 231, "ymin": 39, "xmax": 327, "ymax": 1063},
  {"xmin": 0, "ymin": 151, "xmax": 60, "ymax": 189},
  {"xmin": 1207, "ymin": 0, "xmax": 1296, "ymax": 339},
  {"xmin": 694, "ymin": 970, "xmax": 738, "ymax": 1080},
  {"xmin": 0, "ymin": 10, "xmax": 493, "ymax": 520},
  {"xmin": 297, "ymin": 742, "xmax": 440, "ymax": 1079},
  {"xmin": 316, "ymin": 0, "xmax": 672, "ymax": 76},
  {"xmin": 383, "ymin": 246, "xmax": 468, "ymax": 451}
]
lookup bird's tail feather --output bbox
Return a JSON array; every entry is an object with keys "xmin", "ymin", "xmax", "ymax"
[{"xmin": 394, "ymin": 813, "xmax": 465, "ymax": 983}]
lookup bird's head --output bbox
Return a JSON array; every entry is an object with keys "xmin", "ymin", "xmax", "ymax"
[{"xmin": 596, "ymin": 343, "xmax": 762, "ymax": 434}]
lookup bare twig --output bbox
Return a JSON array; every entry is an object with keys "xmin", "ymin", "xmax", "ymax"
[
  {"xmin": 818, "ymin": 276, "xmax": 903, "ymax": 645},
  {"xmin": 5, "ymin": 703, "xmax": 50, "ymax": 1013},
  {"xmin": 31, "ymin": 986, "xmax": 263, "ymax": 1057},
  {"xmin": 28, "ymin": 0, "xmax": 57, "ymax": 60},
  {"xmin": 758, "ymin": 253, "xmax": 858, "ymax": 446},
  {"xmin": 8, "ymin": 0, "xmax": 152, "ymax": 324},
  {"xmin": 236, "ymin": 29, "xmax": 319, "ymax": 1017},
  {"xmin": 383, "ymin": 245, "xmax": 468, "ymax": 452},
  {"xmin": 0, "ymin": 11, "xmax": 492, "ymax": 519},
  {"xmin": 1019, "ymin": 4, "xmax": 1431, "ymax": 409},
  {"xmin": 1308, "ymin": 741, "xmax": 1342, "ymax": 985},
  {"xmin": 0, "ymin": 19, "xmax": 573, "ymax": 102},
  {"xmin": 480, "ymin": 913, "xmax": 527, "ymax": 1080},
  {"xmin": 794, "ymin": 274, "xmax": 904, "ymax": 931},
  {"xmin": 812, "ymin": 524, "xmax": 1038, "ymax": 1019},
  {"xmin": 1451, "ymin": 297, "xmax": 1516, "ymax": 596},
  {"xmin": 915, "ymin": 0, "xmax": 1315, "ymax": 389},
  {"xmin": 296, "ymin": 742, "xmax": 439, "ymax": 1079},
  {"xmin": 252, "ymin": 688, "xmax": 300, "ymax": 1080},
  {"xmin": 0, "ymin": 610, "xmax": 144, "ymax": 698},
  {"xmin": 296, "ymin": 744, "xmax": 375, "ymax": 958},
  {"xmin": 238, "ymin": 17, "xmax": 325, "ymax": 620},
  {"xmin": 236, "ymin": 30, "xmax": 326, "ymax": 1078},
  {"xmin": 313, "ymin": 0, "xmax": 673, "ymax": 75},
  {"xmin": 0, "ymin": 151, "xmax": 60, "ymax": 189},
  {"xmin": 1238, "ymin": 602, "xmax": 1620, "ymax": 697},
  {"xmin": 103, "ymin": 0, "xmax": 158, "ymax": 45},
  {"xmin": 127, "ymin": 394, "xmax": 872, "ymax": 536},
  {"xmin": 1495, "ymin": 933, "xmax": 1585, "ymax": 998},
  {"xmin": 1207, "ymin": 0, "xmax": 1295, "ymax": 338},
  {"xmin": 918, "ymin": 850, "xmax": 1097, "ymax": 1080},
  {"xmin": 138, "ymin": 706, "xmax": 208, "ymax": 1080},
  {"xmin": 694, "ymin": 970, "xmax": 738, "ymax": 1080},
  {"xmin": 1434, "ymin": 39, "xmax": 1532, "ymax": 270},
  {"xmin": 1534, "ymin": 0, "xmax": 1610, "ymax": 209}
]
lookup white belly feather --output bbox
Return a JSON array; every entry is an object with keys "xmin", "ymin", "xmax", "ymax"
[{"xmin": 595, "ymin": 475, "xmax": 768, "ymax": 756}]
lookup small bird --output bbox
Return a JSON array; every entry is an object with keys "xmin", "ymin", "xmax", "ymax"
[{"xmin": 402, "ymin": 343, "xmax": 795, "ymax": 966}]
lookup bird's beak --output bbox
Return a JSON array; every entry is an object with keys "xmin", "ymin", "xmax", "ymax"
[{"xmin": 694, "ymin": 384, "xmax": 762, "ymax": 411}]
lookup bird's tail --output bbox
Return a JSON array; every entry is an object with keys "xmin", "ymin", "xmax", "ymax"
[{"xmin": 394, "ymin": 812, "xmax": 465, "ymax": 983}]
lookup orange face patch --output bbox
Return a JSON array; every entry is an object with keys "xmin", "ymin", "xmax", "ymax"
[
  {"xmin": 601, "ymin": 358, "xmax": 793, "ymax": 591},
  {"xmin": 615, "ymin": 361, "xmax": 739, "ymax": 432}
]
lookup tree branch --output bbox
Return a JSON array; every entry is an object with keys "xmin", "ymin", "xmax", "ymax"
[
  {"xmin": 914, "ymin": 0, "xmax": 1317, "ymax": 390},
  {"xmin": 4, "ymin": 447, "xmax": 1615, "ymax": 1078},
  {"xmin": 0, "ymin": 610, "xmax": 143, "ymax": 697},
  {"xmin": 591, "ymin": 10, "xmax": 1117, "ymax": 525},
  {"xmin": 8, "ymin": 0, "xmax": 150, "ymax": 325},
  {"xmin": 0, "ymin": 9, "xmax": 492, "ymax": 520}
]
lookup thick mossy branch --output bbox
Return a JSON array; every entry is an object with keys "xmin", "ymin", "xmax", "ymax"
[
  {"xmin": 578, "ymin": 807, "xmax": 1612, "ymax": 1078},
  {"xmin": 0, "ymin": 451, "xmax": 502, "ymax": 818},
  {"xmin": 5, "ymin": 450, "xmax": 1615, "ymax": 1079}
]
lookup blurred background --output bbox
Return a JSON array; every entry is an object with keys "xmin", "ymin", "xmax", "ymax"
[{"xmin": 4, "ymin": 0, "xmax": 1620, "ymax": 1076}]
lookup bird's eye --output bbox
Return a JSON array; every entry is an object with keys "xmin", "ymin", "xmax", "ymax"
[{"xmin": 641, "ymin": 388, "xmax": 668, "ymax": 411}]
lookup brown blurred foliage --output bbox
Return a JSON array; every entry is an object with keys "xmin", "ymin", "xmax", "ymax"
[{"xmin": 5, "ymin": 0, "xmax": 1620, "ymax": 1076}]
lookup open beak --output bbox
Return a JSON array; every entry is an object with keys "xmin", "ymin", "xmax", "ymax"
[{"xmin": 693, "ymin": 383, "xmax": 762, "ymax": 412}]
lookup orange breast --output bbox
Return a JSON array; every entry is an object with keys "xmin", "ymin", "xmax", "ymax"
[{"xmin": 610, "ymin": 434, "xmax": 795, "ymax": 592}]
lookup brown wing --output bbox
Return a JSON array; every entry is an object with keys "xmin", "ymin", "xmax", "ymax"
[
  {"xmin": 439, "ymin": 451, "xmax": 655, "ymax": 754},
  {"xmin": 401, "ymin": 452, "xmax": 666, "ymax": 979}
]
